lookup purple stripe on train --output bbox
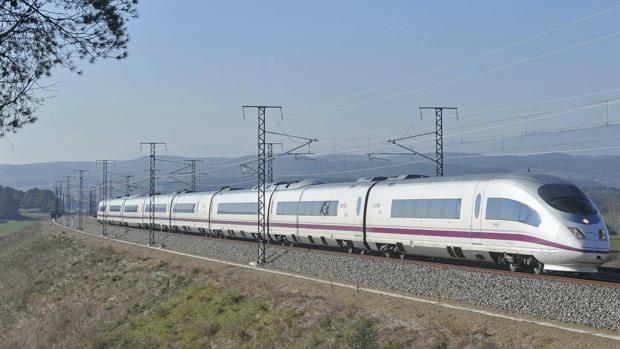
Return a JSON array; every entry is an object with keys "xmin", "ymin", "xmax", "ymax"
[{"xmin": 100, "ymin": 215, "xmax": 608, "ymax": 254}]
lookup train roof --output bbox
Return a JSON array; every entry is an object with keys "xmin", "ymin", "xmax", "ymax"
[
  {"xmin": 100, "ymin": 172, "xmax": 572, "ymax": 203},
  {"xmin": 382, "ymin": 172, "xmax": 572, "ymax": 186}
]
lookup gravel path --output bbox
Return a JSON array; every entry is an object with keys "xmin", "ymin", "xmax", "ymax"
[{"xmin": 69, "ymin": 217, "xmax": 620, "ymax": 333}]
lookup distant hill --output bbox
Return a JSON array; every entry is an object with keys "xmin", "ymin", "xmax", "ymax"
[{"xmin": 1, "ymin": 152, "xmax": 618, "ymax": 193}]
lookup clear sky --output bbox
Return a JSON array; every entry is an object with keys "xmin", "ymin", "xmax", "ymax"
[{"xmin": 2, "ymin": 0, "xmax": 620, "ymax": 164}]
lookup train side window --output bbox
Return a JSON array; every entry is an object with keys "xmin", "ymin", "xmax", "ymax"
[
  {"xmin": 391, "ymin": 198, "xmax": 461, "ymax": 219},
  {"xmin": 486, "ymin": 198, "xmax": 541, "ymax": 227},
  {"xmin": 356, "ymin": 197, "xmax": 362, "ymax": 216},
  {"xmin": 474, "ymin": 194, "xmax": 481, "ymax": 218}
]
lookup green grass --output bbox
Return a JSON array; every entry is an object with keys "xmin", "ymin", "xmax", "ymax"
[
  {"xmin": 100, "ymin": 284, "xmax": 400, "ymax": 349},
  {"xmin": 0, "ymin": 220, "xmax": 34, "ymax": 237},
  {"xmin": 611, "ymin": 236, "xmax": 620, "ymax": 251}
]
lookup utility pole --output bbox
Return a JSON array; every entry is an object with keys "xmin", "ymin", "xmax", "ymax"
[
  {"xmin": 88, "ymin": 188, "xmax": 93, "ymax": 217},
  {"xmin": 75, "ymin": 170, "xmax": 88, "ymax": 230},
  {"xmin": 420, "ymin": 107, "xmax": 458, "ymax": 177},
  {"xmin": 63, "ymin": 175, "xmax": 72, "ymax": 226},
  {"xmin": 91, "ymin": 188, "xmax": 97, "ymax": 217},
  {"xmin": 56, "ymin": 181, "xmax": 64, "ymax": 218},
  {"xmin": 140, "ymin": 142, "xmax": 167, "ymax": 246},
  {"xmin": 124, "ymin": 175, "xmax": 134, "ymax": 196},
  {"xmin": 53, "ymin": 184, "xmax": 59, "ymax": 219},
  {"xmin": 266, "ymin": 143, "xmax": 274, "ymax": 183},
  {"xmin": 242, "ymin": 106, "xmax": 283, "ymax": 265},
  {"xmin": 97, "ymin": 160, "xmax": 115, "ymax": 236},
  {"xmin": 184, "ymin": 159, "xmax": 202, "ymax": 191}
]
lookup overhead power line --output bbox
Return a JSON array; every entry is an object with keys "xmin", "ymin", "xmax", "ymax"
[
  {"xmin": 290, "ymin": 31, "xmax": 620, "ymax": 120},
  {"xmin": 287, "ymin": 3, "xmax": 620, "ymax": 114}
]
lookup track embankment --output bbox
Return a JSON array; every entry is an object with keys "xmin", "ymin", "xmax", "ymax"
[
  {"xmin": 5, "ymin": 220, "xmax": 620, "ymax": 348},
  {"xmin": 69, "ymin": 218, "xmax": 620, "ymax": 338}
]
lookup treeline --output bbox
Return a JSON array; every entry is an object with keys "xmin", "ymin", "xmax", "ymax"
[
  {"xmin": 0, "ymin": 186, "xmax": 56, "ymax": 220},
  {"xmin": 587, "ymin": 189, "xmax": 620, "ymax": 236}
]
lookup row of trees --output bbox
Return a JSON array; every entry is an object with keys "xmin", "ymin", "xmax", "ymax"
[
  {"xmin": 588, "ymin": 189, "xmax": 620, "ymax": 236},
  {"xmin": 0, "ymin": 185, "xmax": 55, "ymax": 219}
]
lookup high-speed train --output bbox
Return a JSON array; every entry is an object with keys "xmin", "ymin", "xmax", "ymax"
[{"xmin": 97, "ymin": 173, "xmax": 611, "ymax": 273}]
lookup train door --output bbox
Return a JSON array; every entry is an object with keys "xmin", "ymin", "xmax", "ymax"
[
  {"xmin": 470, "ymin": 181, "xmax": 487, "ymax": 245},
  {"xmin": 353, "ymin": 188, "xmax": 365, "ymax": 242}
]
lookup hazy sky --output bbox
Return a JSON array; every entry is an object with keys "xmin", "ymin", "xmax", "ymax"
[{"xmin": 2, "ymin": 0, "xmax": 620, "ymax": 164}]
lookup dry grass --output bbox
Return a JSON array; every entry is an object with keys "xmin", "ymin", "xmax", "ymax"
[{"xmin": 0, "ymin": 221, "xmax": 616, "ymax": 349}]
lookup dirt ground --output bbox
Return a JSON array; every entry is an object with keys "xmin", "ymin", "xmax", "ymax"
[{"xmin": 1, "ymin": 221, "xmax": 618, "ymax": 349}]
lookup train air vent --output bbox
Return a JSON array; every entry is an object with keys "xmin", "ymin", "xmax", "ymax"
[
  {"xmin": 453, "ymin": 247, "xmax": 465, "ymax": 258},
  {"xmin": 356, "ymin": 176, "xmax": 388, "ymax": 182},
  {"xmin": 390, "ymin": 174, "xmax": 430, "ymax": 180},
  {"xmin": 308, "ymin": 236, "xmax": 315, "ymax": 244},
  {"xmin": 447, "ymin": 246, "xmax": 456, "ymax": 257}
]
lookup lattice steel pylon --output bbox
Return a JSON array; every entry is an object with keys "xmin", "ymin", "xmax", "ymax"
[
  {"xmin": 184, "ymin": 159, "xmax": 202, "ymax": 191},
  {"xmin": 53, "ymin": 184, "xmax": 59, "ymax": 219},
  {"xmin": 63, "ymin": 175, "xmax": 72, "ymax": 226},
  {"xmin": 88, "ymin": 188, "xmax": 93, "ymax": 217},
  {"xmin": 75, "ymin": 170, "xmax": 88, "ymax": 230},
  {"xmin": 124, "ymin": 175, "xmax": 134, "ymax": 196},
  {"xmin": 419, "ymin": 107, "xmax": 458, "ymax": 177},
  {"xmin": 243, "ymin": 105, "xmax": 283, "ymax": 265},
  {"xmin": 140, "ymin": 142, "xmax": 167, "ymax": 246},
  {"xmin": 97, "ymin": 160, "xmax": 114, "ymax": 236},
  {"xmin": 266, "ymin": 143, "xmax": 274, "ymax": 183},
  {"xmin": 56, "ymin": 181, "xmax": 64, "ymax": 217}
]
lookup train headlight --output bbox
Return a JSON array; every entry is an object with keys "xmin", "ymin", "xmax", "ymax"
[
  {"xmin": 599, "ymin": 228, "xmax": 608, "ymax": 240},
  {"xmin": 567, "ymin": 227, "xmax": 586, "ymax": 239}
]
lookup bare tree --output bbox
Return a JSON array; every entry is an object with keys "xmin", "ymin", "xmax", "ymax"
[{"xmin": 0, "ymin": 0, "xmax": 138, "ymax": 136}]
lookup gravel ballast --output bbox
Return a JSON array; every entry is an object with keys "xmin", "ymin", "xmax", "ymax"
[{"xmin": 67, "ymin": 217, "xmax": 620, "ymax": 333}]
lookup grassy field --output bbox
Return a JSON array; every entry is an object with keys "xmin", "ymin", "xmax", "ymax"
[
  {"xmin": 0, "ymin": 220, "xmax": 34, "ymax": 237},
  {"xmin": 1, "ymin": 222, "xmax": 617, "ymax": 348},
  {"xmin": 611, "ymin": 236, "xmax": 620, "ymax": 251}
]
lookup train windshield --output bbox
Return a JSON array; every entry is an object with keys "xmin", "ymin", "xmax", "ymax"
[{"xmin": 537, "ymin": 184, "xmax": 596, "ymax": 215}]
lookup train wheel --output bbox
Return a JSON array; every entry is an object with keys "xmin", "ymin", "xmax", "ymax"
[
  {"xmin": 347, "ymin": 246, "xmax": 354, "ymax": 254},
  {"xmin": 509, "ymin": 263, "xmax": 518, "ymax": 272},
  {"xmin": 384, "ymin": 251, "xmax": 391, "ymax": 258},
  {"xmin": 532, "ymin": 263, "xmax": 543, "ymax": 275},
  {"xmin": 399, "ymin": 253, "xmax": 405, "ymax": 260}
]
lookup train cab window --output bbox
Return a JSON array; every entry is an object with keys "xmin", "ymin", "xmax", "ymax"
[
  {"xmin": 356, "ymin": 197, "xmax": 362, "ymax": 216},
  {"xmin": 98, "ymin": 205, "xmax": 106, "ymax": 212},
  {"xmin": 486, "ymin": 198, "xmax": 541, "ymax": 227},
  {"xmin": 538, "ymin": 184, "xmax": 597, "ymax": 216},
  {"xmin": 474, "ymin": 194, "xmax": 481, "ymax": 218}
]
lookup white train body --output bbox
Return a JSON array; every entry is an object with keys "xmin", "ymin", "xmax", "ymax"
[{"xmin": 98, "ymin": 173, "xmax": 611, "ymax": 273}]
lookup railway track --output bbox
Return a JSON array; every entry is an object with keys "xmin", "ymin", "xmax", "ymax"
[{"xmin": 100, "ymin": 221, "xmax": 620, "ymax": 289}]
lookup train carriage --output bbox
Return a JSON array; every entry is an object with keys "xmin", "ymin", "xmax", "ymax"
[
  {"xmin": 209, "ymin": 188, "xmax": 260, "ymax": 239},
  {"xmin": 365, "ymin": 179, "xmax": 476, "ymax": 258},
  {"xmin": 169, "ymin": 192, "xmax": 208, "ymax": 234},
  {"xmin": 119, "ymin": 195, "xmax": 143, "ymax": 227}
]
